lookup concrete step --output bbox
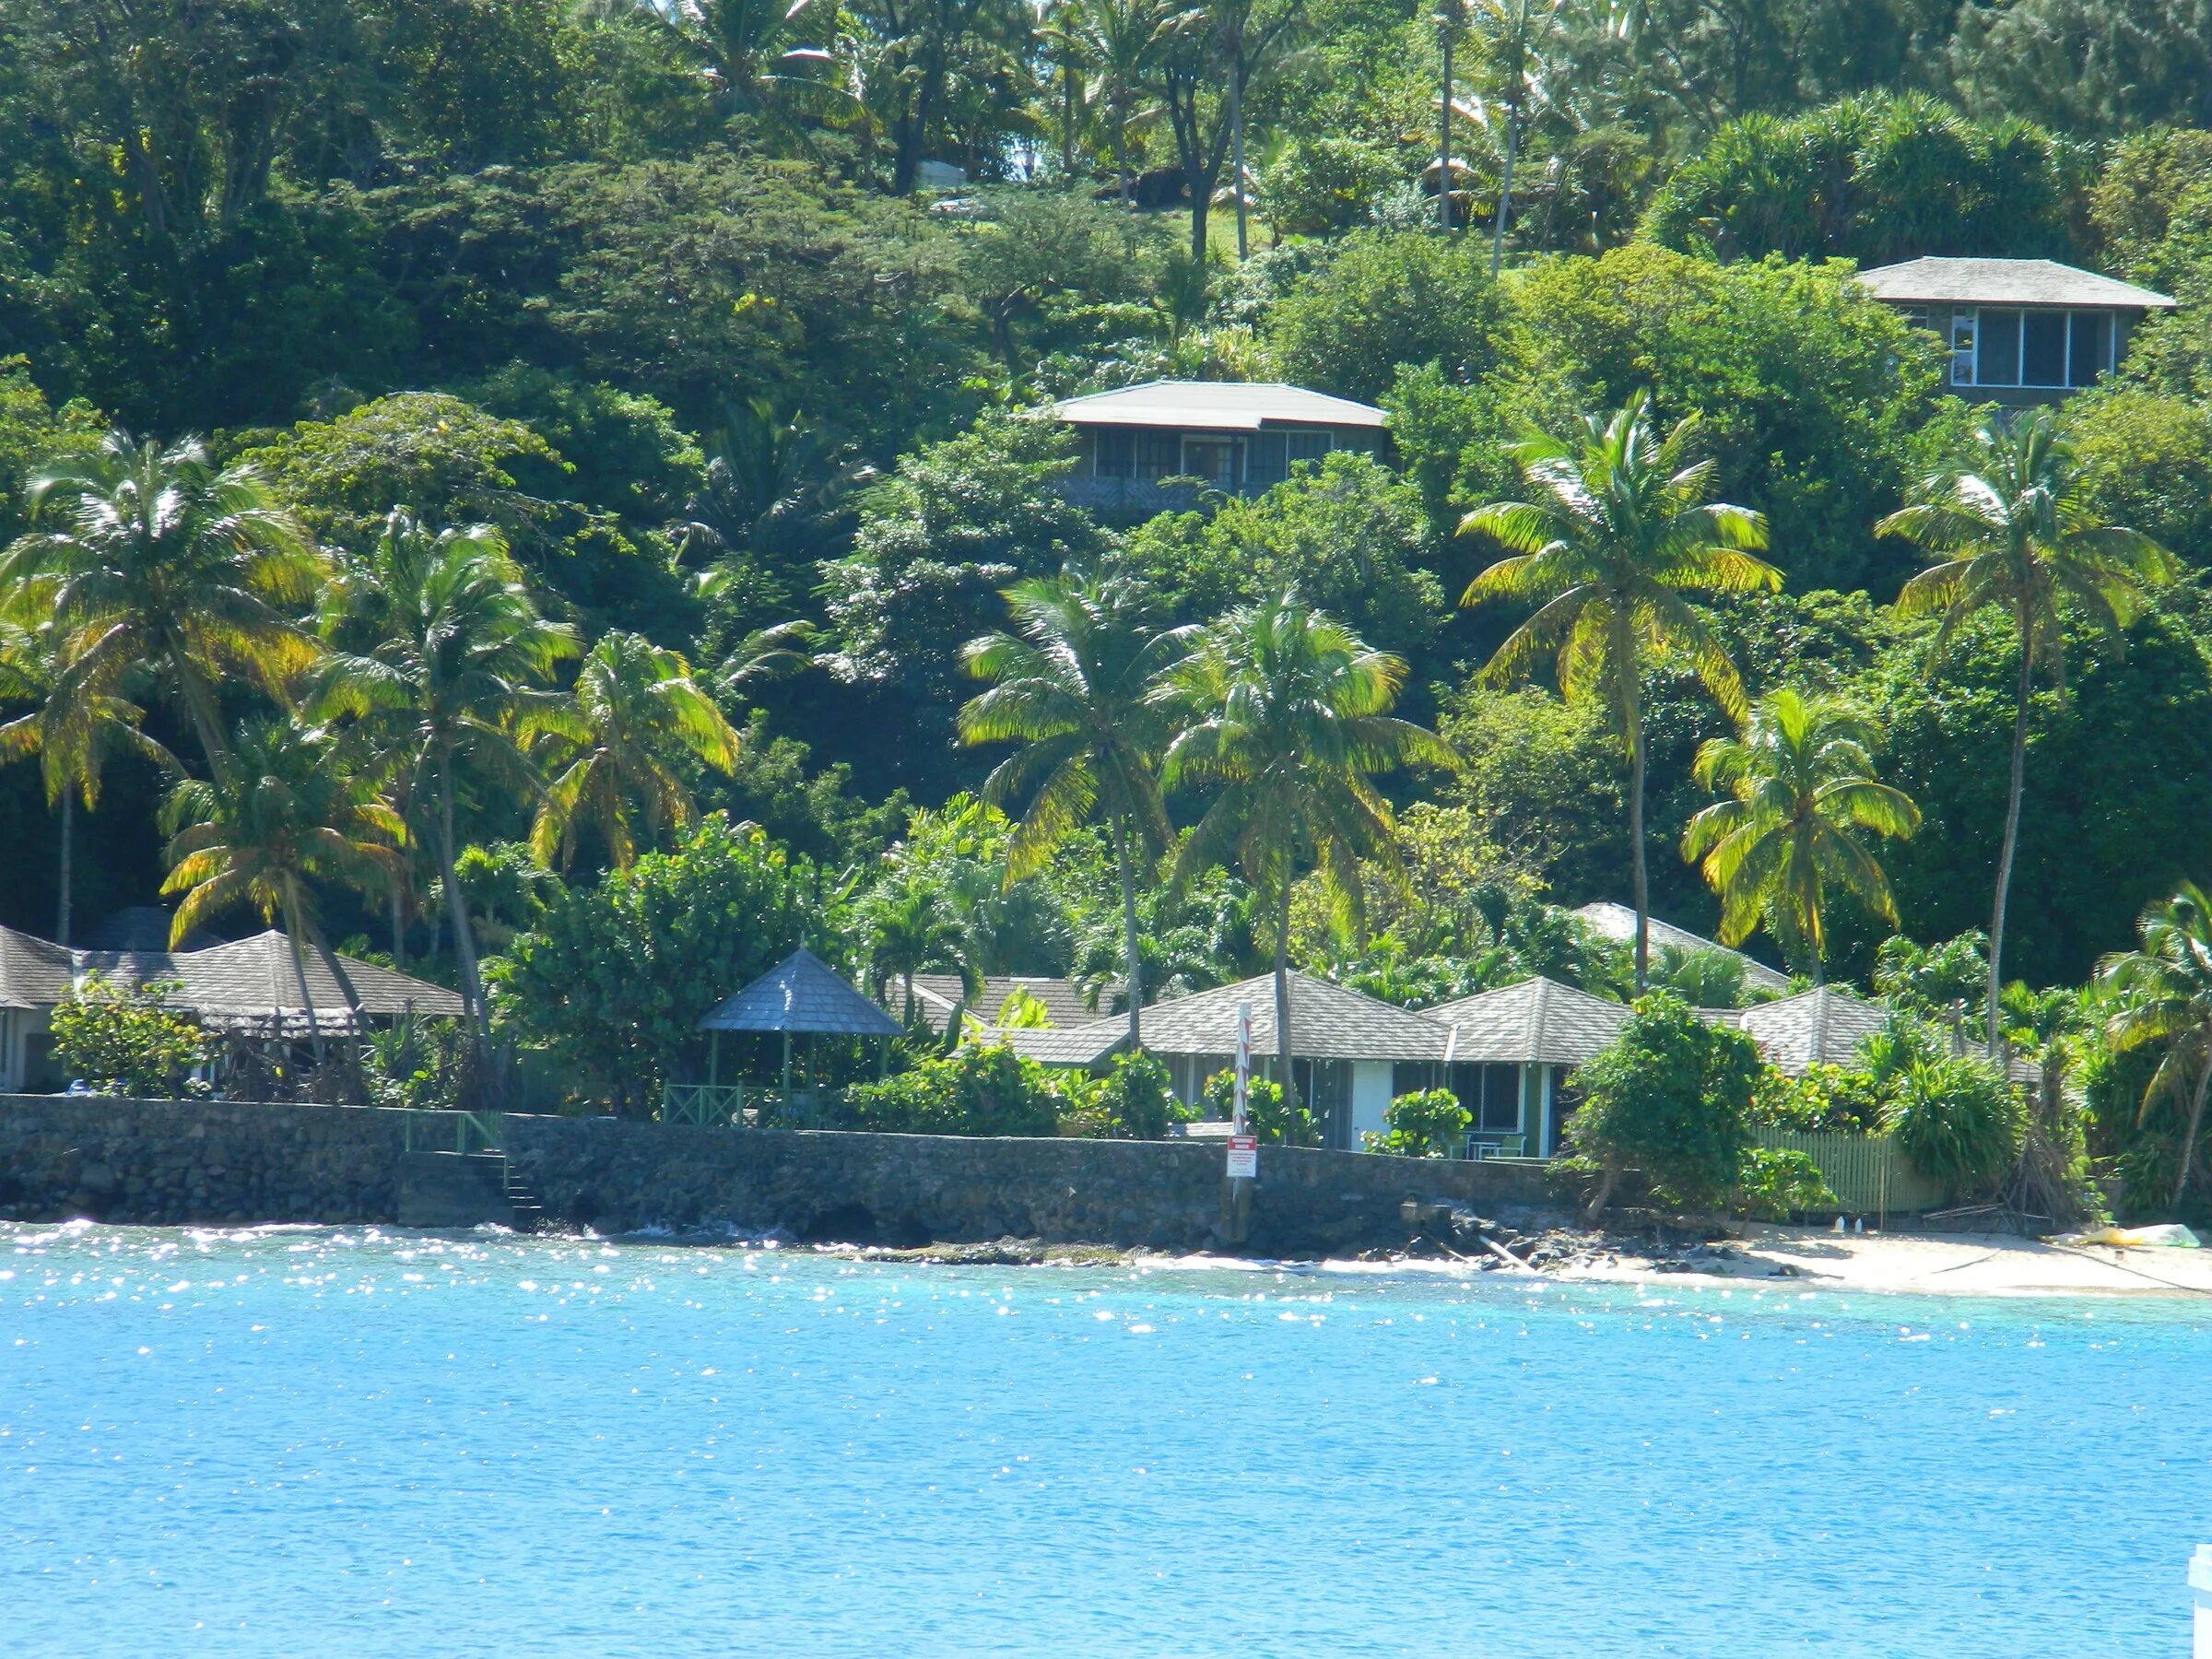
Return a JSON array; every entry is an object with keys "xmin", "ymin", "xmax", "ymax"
[{"xmin": 396, "ymin": 1151, "xmax": 514, "ymax": 1229}]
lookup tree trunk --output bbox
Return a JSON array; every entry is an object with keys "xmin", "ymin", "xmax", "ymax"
[
  {"xmin": 1583, "ymin": 1163, "xmax": 1618, "ymax": 1224},
  {"xmin": 1438, "ymin": 29, "xmax": 1453, "ymax": 233},
  {"xmin": 437, "ymin": 763, "xmax": 491, "ymax": 1052},
  {"xmin": 1229, "ymin": 58, "xmax": 1246, "ymax": 261},
  {"xmin": 309, "ymin": 920, "xmax": 369, "ymax": 1104},
  {"xmin": 282, "ymin": 886, "xmax": 324, "ymax": 1065},
  {"xmin": 1273, "ymin": 876, "xmax": 1297, "ymax": 1124},
  {"xmin": 1113, "ymin": 104, "xmax": 1133, "ymax": 211},
  {"xmin": 391, "ymin": 868, "xmax": 406, "ymax": 972},
  {"xmin": 1062, "ymin": 58, "xmax": 1077, "ymax": 175},
  {"xmin": 168, "ymin": 644, "xmax": 232, "ymax": 780},
  {"xmin": 1988, "ymin": 619, "xmax": 2035, "ymax": 1053},
  {"xmin": 55, "ymin": 792, "xmax": 72, "ymax": 947},
  {"xmin": 1113, "ymin": 814, "xmax": 1143, "ymax": 1048},
  {"xmin": 1489, "ymin": 102, "xmax": 1518, "ymax": 277},
  {"xmin": 1629, "ymin": 726, "xmax": 1650, "ymax": 995},
  {"xmin": 2174, "ymin": 1054, "xmax": 2212, "ymax": 1211}
]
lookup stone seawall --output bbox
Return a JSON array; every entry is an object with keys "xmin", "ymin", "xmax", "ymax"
[{"xmin": 0, "ymin": 1096, "xmax": 1563, "ymax": 1253}]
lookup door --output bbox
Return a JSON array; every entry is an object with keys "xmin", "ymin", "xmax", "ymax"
[{"xmin": 1949, "ymin": 312, "xmax": 1976, "ymax": 386}]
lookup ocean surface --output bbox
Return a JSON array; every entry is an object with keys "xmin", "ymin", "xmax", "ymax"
[{"xmin": 4, "ymin": 1221, "xmax": 2206, "ymax": 1658}]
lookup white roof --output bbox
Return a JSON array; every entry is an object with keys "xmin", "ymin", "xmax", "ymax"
[
  {"xmin": 1571, "ymin": 902, "xmax": 1793, "ymax": 993},
  {"xmin": 1855, "ymin": 257, "xmax": 2173, "ymax": 311},
  {"xmin": 1042, "ymin": 380, "xmax": 1388, "ymax": 432}
]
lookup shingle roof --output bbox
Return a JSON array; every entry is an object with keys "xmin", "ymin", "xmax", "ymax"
[
  {"xmin": 1042, "ymin": 380, "xmax": 1389, "ymax": 431},
  {"xmin": 1855, "ymin": 257, "xmax": 2174, "ymax": 311},
  {"xmin": 1421, "ymin": 976, "xmax": 1633, "ymax": 1067},
  {"xmin": 0, "ymin": 924, "xmax": 75, "ymax": 1010},
  {"xmin": 1735, "ymin": 986, "xmax": 1888, "ymax": 1076},
  {"xmin": 1122, "ymin": 971, "xmax": 1454, "ymax": 1061},
  {"xmin": 1571, "ymin": 902, "xmax": 1793, "ymax": 992},
  {"xmin": 903, "ymin": 974, "xmax": 1110, "ymax": 1034},
  {"xmin": 77, "ymin": 930, "xmax": 465, "ymax": 1029},
  {"xmin": 1003, "ymin": 1024, "xmax": 1131, "ymax": 1067},
  {"xmin": 700, "ymin": 948, "xmax": 905, "ymax": 1037}
]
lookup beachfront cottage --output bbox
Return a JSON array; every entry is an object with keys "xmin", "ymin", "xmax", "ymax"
[
  {"xmin": 0, "ymin": 921, "xmax": 465, "ymax": 1092},
  {"xmin": 1039, "ymin": 380, "xmax": 1388, "ymax": 520},
  {"xmin": 1418, "ymin": 977, "xmax": 1638, "ymax": 1159},
  {"xmin": 1006, "ymin": 970, "xmax": 1453, "ymax": 1150},
  {"xmin": 1854, "ymin": 257, "xmax": 2174, "ymax": 406}
]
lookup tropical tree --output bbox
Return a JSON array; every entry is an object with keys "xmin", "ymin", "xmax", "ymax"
[
  {"xmin": 0, "ymin": 615, "xmax": 178, "ymax": 945},
  {"xmin": 863, "ymin": 879, "xmax": 982, "ymax": 1029},
  {"xmin": 1877, "ymin": 410, "xmax": 2176, "ymax": 1051},
  {"xmin": 1467, "ymin": 0, "xmax": 1563, "ymax": 274},
  {"xmin": 312, "ymin": 511, "xmax": 580, "ymax": 1040},
  {"xmin": 640, "ymin": 0, "xmax": 851, "ymax": 138},
  {"xmin": 2098, "ymin": 882, "xmax": 2212, "ymax": 1212},
  {"xmin": 1162, "ymin": 592, "xmax": 1453, "ymax": 1108},
  {"xmin": 0, "ymin": 431, "xmax": 324, "ymax": 777},
  {"xmin": 959, "ymin": 568, "xmax": 1183, "ymax": 1044},
  {"xmin": 530, "ymin": 631, "xmax": 743, "ymax": 871},
  {"xmin": 159, "ymin": 718, "xmax": 405, "ymax": 1062},
  {"xmin": 1460, "ymin": 391, "xmax": 1779, "ymax": 992},
  {"xmin": 1680, "ymin": 688, "xmax": 1921, "ymax": 982},
  {"xmin": 1075, "ymin": 0, "xmax": 1182, "ymax": 211}
]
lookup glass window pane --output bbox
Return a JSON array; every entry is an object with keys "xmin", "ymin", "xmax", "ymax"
[
  {"xmin": 1978, "ymin": 311, "xmax": 2020, "ymax": 384},
  {"xmin": 1094, "ymin": 429, "xmax": 1132, "ymax": 478},
  {"xmin": 1135, "ymin": 431, "xmax": 1177, "ymax": 478},
  {"xmin": 1252, "ymin": 431, "xmax": 1288, "ymax": 487},
  {"xmin": 2069, "ymin": 312, "xmax": 2111, "ymax": 386},
  {"xmin": 2021, "ymin": 311, "xmax": 2066, "ymax": 386},
  {"xmin": 1286, "ymin": 430, "xmax": 1331, "ymax": 467}
]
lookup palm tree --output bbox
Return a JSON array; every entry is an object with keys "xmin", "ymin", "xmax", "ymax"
[
  {"xmin": 1460, "ymin": 391, "xmax": 1779, "ymax": 992},
  {"xmin": 1877, "ymin": 409, "xmax": 2176, "ymax": 1051},
  {"xmin": 1680, "ymin": 688, "xmax": 1921, "ymax": 982},
  {"xmin": 864, "ymin": 879, "xmax": 982, "ymax": 1030},
  {"xmin": 641, "ymin": 0, "xmax": 852, "ymax": 139},
  {"xmin": 0, "ymin": 430, "xmax": 324, "ymax": 778},
  {"xmin": 159, "ymin": 717, "xmax": 404, "ymax": 1062},
  {"xmin": 530, "ymin": 631, "xmax": 742, "ymax": 870},
  {"xmin": 1161, "ymin": 592, "xmax": 1453, "ymax": 1112},
  {"xmin": 2098, "ymin": 883, "xmax": 2212, "ymax": 1212},
  {"xmin": 312, "ymin": 511, "xmax": 580, "ymax": 1041},
  {"xmin": 1076, "ymin": 0, "xmax": 1182, "ymax": 213},
  {"xmin": 1469, "ymin": 0, "xmax": 1561, "ymax": 275},
  {"xmin": 959, "ymin": 568, "xmax": 1184, "ymax": 1046}
]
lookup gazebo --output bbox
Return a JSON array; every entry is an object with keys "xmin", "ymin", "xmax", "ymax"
[{"xmin": 668, "ymin": 948, "xmax": 903, "ymax": 1125}]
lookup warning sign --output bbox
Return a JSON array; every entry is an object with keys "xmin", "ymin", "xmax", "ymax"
[{"xmin": 1226, "ymin": 1135, "xmax": 1258, "ymax": 1180}]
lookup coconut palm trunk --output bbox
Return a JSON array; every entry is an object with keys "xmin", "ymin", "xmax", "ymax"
[
  {"xmin": 1987, "ymin": 614, "xmax": 2035, "ymax": 1053},
  {"xmin": 1112, "ymin": 814, "xmax": 1144, "ymax": 1046},
  {"xmin": 438, "ymin": 765, "xmax": 491, "ymax": 1046},
  {"xmin": 280, "ymin": 881, "xmax": 324, "ymax": 1064},
  {"xmin": 1628, "ymin": 721, "xmax": 1650, "ymax": 995},
  {"xmin": 55, "ymin": 792, "xmax": 72, "ymax": 947},
  {"xmin": 1273, "ymin": 875, "xmax": 1296, "ymax": 1117},
  {"xmin": 1489, "ymin": 100, "xmax": 1518, "ymax": 276},
  {"xmin": 2177, "ymin": 1053, "xmax": 2212, "ymax": 1209}
]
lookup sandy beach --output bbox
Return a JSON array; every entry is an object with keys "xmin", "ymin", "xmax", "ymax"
[{"xmin": 1551, "ymin": 1223, "xmax": 2212, "ymax": 1299}]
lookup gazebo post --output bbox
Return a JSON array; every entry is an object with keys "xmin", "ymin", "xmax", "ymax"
[
  {"xmin": 781, "ymin": 1030, "xmax": 793, "ymax": 1097},
  {"xmin": 710, "ymin": 1030, "xmax": 721, "ymax": 1089}
]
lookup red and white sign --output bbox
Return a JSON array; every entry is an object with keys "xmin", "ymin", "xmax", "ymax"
[{"xmin": 1226, "ymin": 1135, "xmax": 1258, "ymax": 1181}]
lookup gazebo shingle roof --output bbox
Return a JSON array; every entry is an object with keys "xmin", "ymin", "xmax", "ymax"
[
  {"xmin": 1571, "ymin": 902, "xmax": 1792, "ymax": 992},
  {"xmin": 1734, "ymin": 986, "xmax": 1888, "ymax": 1076},
  {"xmin": 700, "ymin": 948, "xmax": 904, "ymax": 1037}
]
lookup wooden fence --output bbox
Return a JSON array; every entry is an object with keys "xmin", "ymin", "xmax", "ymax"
[{"xmin": 1753, "ymin": 1127, "xmax": 1948, "ymax": 1218}]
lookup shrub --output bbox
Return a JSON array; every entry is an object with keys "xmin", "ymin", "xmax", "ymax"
[
  {"xmin": 1364, "ymin": 1088, "xmax": 1470, "ymax": 1159},
  {"xmin": 1733, "ymin": 1147, "xmax": 1841, "ymax": 1221},
  {"xmin": 843, "ymin": 1043, "xmax": 1063, "ymax": 1137},
  {"xmin": 1094, "ymin": 1052, "xmax": 1192, "ymax": 1140},
  {"xmin": 1881, "ymin": 1055, "xmax": 2025, "ymax": 1199},
  {"xmin": 1749, "ymin": 1063, "xmax": 1885, "ymax": 1133},
  {"xmin": 1201, "ymin": 1069, "xmax": 1317, "ymax": 1147},
  {"xmin": 49, "ymin": 975, "xmax": 216, "ymax": 1099},
  {"xmin": 1559, "ymin": 993, "xmax": 1765, "ymax": 1218}
]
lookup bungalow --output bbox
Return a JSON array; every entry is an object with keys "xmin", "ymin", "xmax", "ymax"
[
  {"xmin": 1039, "ymin": 380, "xmax": 1388, "ymax": 520},
  {"xmin": 1006, "ymin": 970, "xmax": 1452, "ymax": 1150},
  {"xmin": 1854, "ymin": 257, "xmax": 2174, "ymax": 406},
  {"xmin": 0, "ymin": 923, "xmax": 465, "ymax": 1093},
  {"xmin": 1418, "ymin": 976, "xmax": 1636, "ymax": 1159}
]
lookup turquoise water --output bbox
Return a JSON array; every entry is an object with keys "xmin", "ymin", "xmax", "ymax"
[{"xmin": 4, "ymin": 1222, "xmax": 2206, "ymax": 1657}]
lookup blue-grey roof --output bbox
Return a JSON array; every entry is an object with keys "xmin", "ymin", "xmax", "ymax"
[{"xmin": 699, "ymin": 948, "xmax": 904, "ymax": 1036}]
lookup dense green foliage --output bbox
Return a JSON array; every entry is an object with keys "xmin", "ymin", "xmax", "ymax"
[
  {"xmin": 6, "ymin": 0, "xmax": 2212, "ymax": 1211},
  {"xmin": 1366, "ymin": 1088, "xmax": 1471, "ymax": 1159},
  {"xmin": 48, "ymin": 974, "xmax": 217, "ymax": 1098}
]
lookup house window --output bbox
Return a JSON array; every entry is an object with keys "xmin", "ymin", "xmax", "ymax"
[
  {"xmin": 1959, "ymin": 309, "xmax": 2118, "ymax": 389},
  {"xmin": 1448, "ymin": 1062, "xmax": 1524, "ymax": 1134},
  {"xmin": 1251, "ymin": 431, "xmax": 1288, "ymax": 488},
  {"xmin": 1286, "ymin": 430, "xmax": 1332, "ymax": 469},
  {"xmin": 1181, "ymin": 436, "xmax": 1240, "ymax": 488},
  {"xmin": 1134, "ymin": 430, "xmax": 1178, "ymax": 480},
  {"xmin": 1094, "ymin": 429, "xmax": 1133, "ymax": 478}
]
